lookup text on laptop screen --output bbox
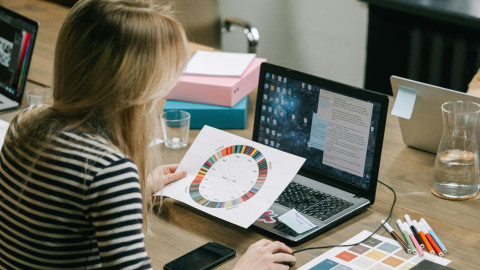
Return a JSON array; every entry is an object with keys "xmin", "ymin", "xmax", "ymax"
[
  {"xmin": 256, "ymin": 72, "xmax": 383, "ymax": 190},
  {"xmin": 0, "ymin": 8, "xmax": 37, "ymax": 98}
]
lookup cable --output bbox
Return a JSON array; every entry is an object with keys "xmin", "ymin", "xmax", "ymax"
[
  {"xmin": 27, "ymin": 79, "xmax": 50, "ymax": 88},
  {"xmin": 292, "ymin": 180, "xmax": 397, "ymax": 254}
]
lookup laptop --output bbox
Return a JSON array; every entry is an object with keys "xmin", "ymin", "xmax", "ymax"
[
  {"xmin": 251, "ymin": 62, "xmax": 389, "ymax": 245},
  {"xmin": 390, "ymin": 75, "xmax": 480, "ymax": 154},
  {"xmin": 0, "ymin": 6, "xmax": 39, "ymax": 111}
]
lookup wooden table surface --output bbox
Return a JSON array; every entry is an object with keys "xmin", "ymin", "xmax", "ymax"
[{"xmin": 3, "ymin": 1, "xmax": 479, "ymax": 269}]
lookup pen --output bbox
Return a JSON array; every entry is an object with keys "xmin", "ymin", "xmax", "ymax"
[
  {"xmin": 404, "ymin": 222, "xmax": 424, "ymax": 256},
  {"xmin": 381, "ymin": 220, "xmax": 411, "ymax": 254},
  {"xmin": 419, "ymin": 221, "xmax": 443, "ymax": 256},
  {"xmin": 413, "ymin": 220, "xmax": 434, "ymax": 255},
  {"xmin": 396, "ymin": 219, "xmax": 417, "ymax": 255},
  {"xmin": 404, "ymin": 214, "xmax": 425, "ymax": 248},
  {"xmin": 421, "ymin": 218, "xmax": 447, "ymax": 254}
]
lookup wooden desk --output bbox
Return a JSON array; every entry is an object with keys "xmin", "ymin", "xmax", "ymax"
[{"xmin": 4, "ymin": 1, "xmax": 479, "ymax": 269}]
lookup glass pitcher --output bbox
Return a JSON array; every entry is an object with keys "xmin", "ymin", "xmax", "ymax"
[{"xmin": 433, "ymin": 101, "xmax": 480, "ymax": 199}]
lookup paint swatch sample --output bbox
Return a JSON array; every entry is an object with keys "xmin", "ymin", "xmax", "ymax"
[{"xmin": 298, "ymin": 230, "xmax": 451, "ymax": 270}]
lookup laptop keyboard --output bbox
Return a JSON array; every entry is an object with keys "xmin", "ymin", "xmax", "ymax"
[{"xmin": 275, "ymin": 182, "xmax": 354, "ymax": 221}]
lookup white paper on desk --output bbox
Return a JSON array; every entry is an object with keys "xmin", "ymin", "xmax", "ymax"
[
  {"xmin": 391, "ymin": 85, "xmax": 417, "ymax": 119},
  {"xmin": 156, "ymin": 125, "xmax": 305, "ymax": 228},
  {"xmin": 0, "ymin": 119, "xmax": 10, "ymax": 149},
  {"xmin": 184, "ymin": 50, "xmax": 256, "ymax": 77}
]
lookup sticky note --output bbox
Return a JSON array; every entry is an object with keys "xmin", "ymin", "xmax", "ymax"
[
  {"xmin": 278, "ymin": 209, "xmax": 317, "ymax": 234},
  {"xmin": 391, "ymin": 85, "xmax": 417, "ymax": 119}
]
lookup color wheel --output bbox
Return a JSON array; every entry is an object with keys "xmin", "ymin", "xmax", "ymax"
[{"xmin": 189, "ymin": 145, "xmax": 268, "ymax": 208}]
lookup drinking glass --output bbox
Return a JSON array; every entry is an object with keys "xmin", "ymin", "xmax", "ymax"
[{"xmin": 160, "ymin": 110, "xmax": 190, "ymax": 149}]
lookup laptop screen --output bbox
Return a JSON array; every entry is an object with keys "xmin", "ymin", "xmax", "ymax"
[
  {"xmin": 0, "ymin": 6, "xmax": 38, "ymax": 100},
  {"xmin": 253, "ymin": 63, "xmax": 388, "ymax": 201}
]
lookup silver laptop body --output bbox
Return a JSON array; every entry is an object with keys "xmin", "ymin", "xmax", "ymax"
[{"xmin": 391, "ymin": 75, "xmax": 480, "ymax": 154}]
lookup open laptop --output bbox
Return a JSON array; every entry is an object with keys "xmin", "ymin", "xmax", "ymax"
[
  {"xmin": 391, "ymin": 75, "xmax": 480, "ymax": 154},
  {"xmin": 0, "ymin": 6, "xmax": 39, "ymax": 111},
  {"xmin": 251, "ymin": 62, "xmax": 389, "ymax": 245}
]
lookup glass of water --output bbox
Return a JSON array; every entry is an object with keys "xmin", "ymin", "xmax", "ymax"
[
  {"xmin": 160, "ymin": 110, "xmax": 190, "ymax": 149},
  {"xmin": 26, "ymin": 87, "xmax": 52, "ymax": 105},
  {"xmin": 433, "ymin": 101, "xmax": 480, "ymax": 200}
]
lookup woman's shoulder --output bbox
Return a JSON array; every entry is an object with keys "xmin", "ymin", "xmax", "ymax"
[
  {"xmin": 59, "ymin": 129, "xmax": 131, "ymax": 165},
  {"xmin": 10, "ymin": 105, "xmax": 43, "ymax": 125},
  {"xmin": 7, "ymin": 106, "xmax": 134, "ymax": 170},
  {"xmin": 18, "ymin": 107, "xmax": 131, "ymax": 163},
  {"xmin": 5, "ymin": 105, "xmax": 48, "ymax": 145},
  {"xmin": 52, "ymin": 129, "xmax": 138, "ymax": 182}
]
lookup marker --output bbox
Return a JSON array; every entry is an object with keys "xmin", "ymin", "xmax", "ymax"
[
  {"xmin": 396, "ymin": 219, "xmax": 416, "ymax": 255},
  {"xmin": 404, "ymin": 222, "xmax": 424, "ymax": 257},
  {"xmin": 414, "ymin": 220, "xmax": 434, "ymax": 255},
  {"xmin": 381, "ymin": 220, "xmax": 411, "ymax": 254},
  {"xmin": 421, "ymin": 218, "xmax": 447, "ymax": 254},
  {"xmin": 419, "ymin": 221, "xmax": 443, "ymax": 256},
  {"xmin": 404, "ymin": 214, "xmax": 425, "ymax": 248}
]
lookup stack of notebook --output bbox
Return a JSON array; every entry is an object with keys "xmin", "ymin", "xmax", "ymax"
[{"xmin": 164, "ymin": 50, "xmax": 266, "ymax": 129}]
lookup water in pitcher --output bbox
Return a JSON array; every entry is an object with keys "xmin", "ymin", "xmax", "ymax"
[{"xmin": 433, "ymin": 149, "xmax": 479, "ymax": 198}]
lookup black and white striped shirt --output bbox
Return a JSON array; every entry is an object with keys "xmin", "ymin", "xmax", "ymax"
[{"xmin": 0, "ymin": 115, "xmax": 152, "ymax": 269}]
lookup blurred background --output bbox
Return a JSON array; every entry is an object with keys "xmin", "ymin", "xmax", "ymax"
[{"xmin": 47, "ymin": 0, "xmax": 480, "ymax": 96}]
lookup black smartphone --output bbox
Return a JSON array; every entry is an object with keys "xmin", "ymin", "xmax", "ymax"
[{"xmin": 163, "ymin": 242, "xmax": 236, "ymax": 270}]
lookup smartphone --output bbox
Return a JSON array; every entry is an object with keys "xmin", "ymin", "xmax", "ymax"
[{"xmin": 163, "ymin": 242, "xmax": 236, "ymax": 270}]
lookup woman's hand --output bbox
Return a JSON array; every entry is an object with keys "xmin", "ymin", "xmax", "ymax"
[
  {"xmin": 147, "ymin": 164, "xmax": 187, "ymax": 195},
  {"xmin": 233, "ymin": 239, "xmax": 296, "ymax": 270}
]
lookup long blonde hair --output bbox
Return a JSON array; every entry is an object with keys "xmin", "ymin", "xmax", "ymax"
[{"xmin": 12, "ymin": 0, "xmax": 187, "ymax": 227}]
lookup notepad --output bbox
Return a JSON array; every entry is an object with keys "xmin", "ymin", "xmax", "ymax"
[{"xmin": 184, "ymin": 50, "xmax": 256, "ymax": 77}]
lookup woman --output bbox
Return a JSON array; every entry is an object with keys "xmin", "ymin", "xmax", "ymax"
[
  {"xmin": 0, "ymin": 0, "xmax": 295, "ymax": 269},
  {"xmin": 468, "ymin": 67, "xmax": 480, "ymax": 96}
]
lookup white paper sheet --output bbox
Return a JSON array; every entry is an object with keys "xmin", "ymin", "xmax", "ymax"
[
  {"xmin": 184, "ymin": 50, "xmax": 256, "ymax": 77},
  {"xmin": 0, "ymin": 119, "xmax": 9, "ymax": 149},
  {"xmin": 156, "ymin": 125, "xmax": 306, "ymax": 228},
  {"xmin": 278, "ymin": 209, "xmax": 317, "ymax": 234}
]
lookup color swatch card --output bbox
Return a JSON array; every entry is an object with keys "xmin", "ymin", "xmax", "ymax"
[
  {"xmin": 157, "ymin": 125, "xmax": 305, "ymax": 228},
  {"xmin": 298, "ymin": 230, "xmax": 451, "ymax": 270}
]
